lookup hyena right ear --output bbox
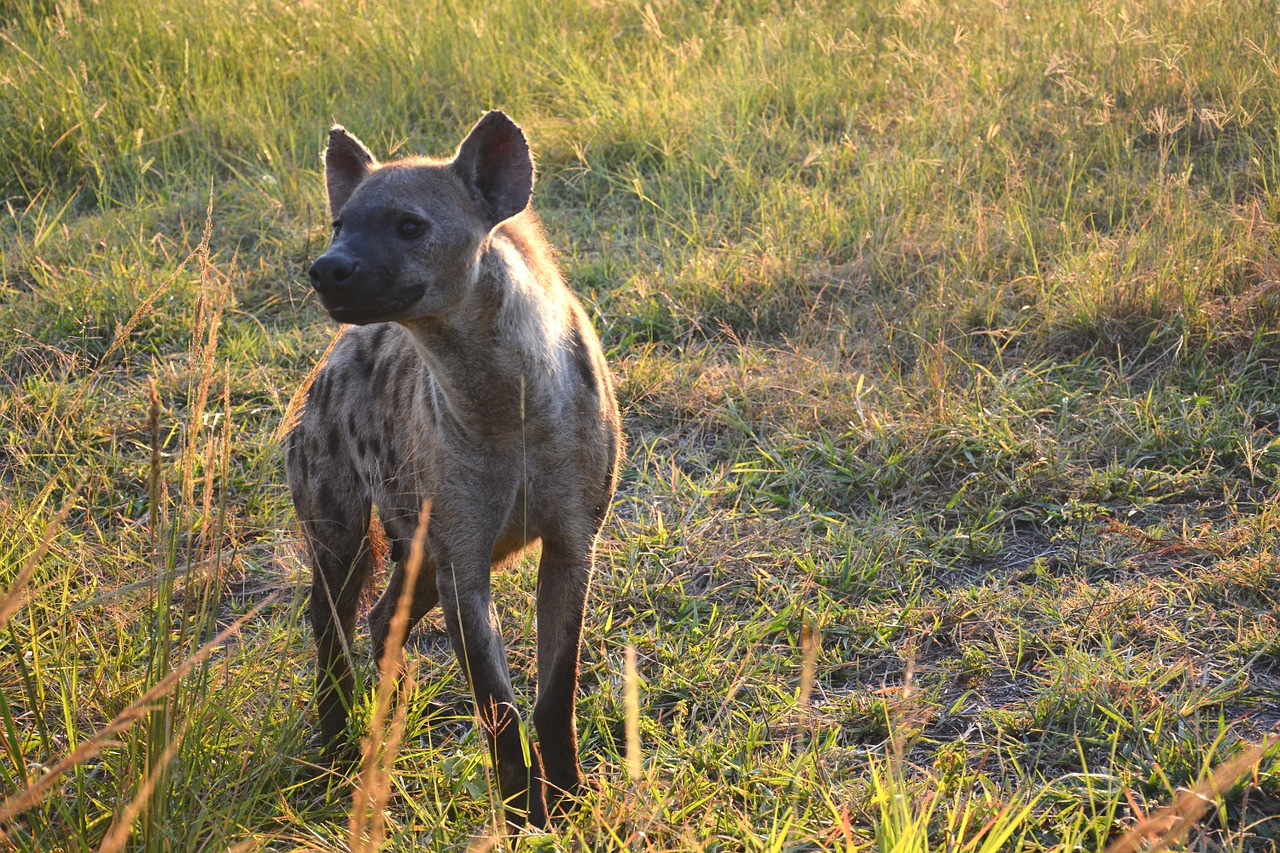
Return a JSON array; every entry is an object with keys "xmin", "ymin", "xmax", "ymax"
[{"xmin": 324, "ymin": 126, "xmax": 377, "ymax": 218}]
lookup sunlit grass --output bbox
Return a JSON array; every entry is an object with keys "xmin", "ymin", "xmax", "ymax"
[{"xmin": 2, "ymin": 0, "xmax": 1280, "ymax": 849}]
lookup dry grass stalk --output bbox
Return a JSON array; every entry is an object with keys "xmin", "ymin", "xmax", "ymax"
[
  {"xmin": 0, "ymin": 484, "xmax": 81, "ymax": 632},
  {"xmin": 349, "ymin": 500, "xmax": 430, "ymax": 852},
  {"xmin": 146, "ymin": 376, "xmax": 164, "ymax": 539},
  {"xmin": 181, "ymin": 215, "xmax": 229, "ymax": 508},
  {"xmin": 1104, "ymin": 737, "xmax": 1275, "ymax": 853},
  {"xmin": 96, "ymin": 711, "xmax": 195, "ymax": 853},
  {"xmin": 98, "ymin": 214, "xmax": 211, "ymax": 367},
  {"xmin": 0, "ymin": 592, "xmax": 279, "ymax": 823},
  {"xmin": 798, "ymin": 621, "xmax": 819, "ymax": 710},
  {"xmin": 274, "ymin": 326, "xmax": 346, "ymax": 444},
  {"xmin": 624, "ymin": 644, "xmax": 641, "ymax": 782}
]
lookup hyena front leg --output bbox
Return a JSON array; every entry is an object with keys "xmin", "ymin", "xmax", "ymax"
[
  {"xmin": 299, "ymin": 504, "xmax": 373, "ymax": 753},
  {"xmin": 532, "ymin": 528, "xmax": 594, "ymax": 814},
  {"xmin": 432, "ymin": 492, "xmax": 548, "ymax": 829},
  {"xmin": 288, "ymin": 438, "xmax": 373, "ymax": 753}
]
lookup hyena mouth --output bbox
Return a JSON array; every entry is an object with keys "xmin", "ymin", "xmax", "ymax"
[{"xmin": 322, "ymin": 296, "xmax": 417, "ymax": 324}]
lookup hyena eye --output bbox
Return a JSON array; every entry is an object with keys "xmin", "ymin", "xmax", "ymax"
[
  {"xmin": 397, "ymin": 217, "xmax": 427, "ymax": 238},
  {"xmin": 331, "ymin": 220, "xmax": 342, "ymax": 236}
]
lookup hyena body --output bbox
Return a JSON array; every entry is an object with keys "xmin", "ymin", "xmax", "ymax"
[{"xmin": 286, "ymin": 111, "xmax": 621, "ymax": 827}]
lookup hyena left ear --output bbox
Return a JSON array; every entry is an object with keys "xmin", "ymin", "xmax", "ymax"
[
  {"xmin": 452, "ymin": 111, "xmax": 534, "ymax": 231},
  {"xmin": 324, "ymin": 126, "xmax": 377, "ymax": 219}
]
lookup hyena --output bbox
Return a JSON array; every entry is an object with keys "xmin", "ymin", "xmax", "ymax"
[{"xmin": 285, "ymin": 111, "xmax": 621, "ymax": 828}]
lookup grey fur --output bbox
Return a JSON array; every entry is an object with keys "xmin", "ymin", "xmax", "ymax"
[{"xmin": 286, "ymin": 111, "xmax": 622, "ymax": 828}]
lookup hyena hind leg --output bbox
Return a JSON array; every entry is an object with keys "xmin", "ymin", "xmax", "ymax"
[
  {"xmin": 291, "ymin": 471, "xmax": 378, "ymax": 756},
  {"xmin": 368, "ymin": 549, "xmax": 440, "ymax": 668}
]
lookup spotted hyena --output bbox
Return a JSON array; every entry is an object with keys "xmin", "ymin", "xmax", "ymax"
[{"xmin": 285, "ymin": 111, "xmax": 621, "ymax": 828}]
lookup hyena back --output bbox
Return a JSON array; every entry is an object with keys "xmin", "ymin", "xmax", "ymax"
[{"xmin": 285, "ymin": 111, "xmax": 621, "ymax": 828}]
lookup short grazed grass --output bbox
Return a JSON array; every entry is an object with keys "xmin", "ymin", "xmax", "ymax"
[{"xmin": 2, "ymin": 0, "xmax": 1280, "ymax": 849}]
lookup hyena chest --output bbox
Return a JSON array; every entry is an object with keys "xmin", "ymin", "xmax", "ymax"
[{"xmin": 307, "ymin": 324, "xmax": 553, "ymax": 550}]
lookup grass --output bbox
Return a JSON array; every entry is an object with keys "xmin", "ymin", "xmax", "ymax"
[{"xmin": 2, "ymin": 0, "xmax": 1280, "ymax": 848}]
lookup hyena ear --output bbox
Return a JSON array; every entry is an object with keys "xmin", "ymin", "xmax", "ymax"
[
  {"xmin": 324, "ymin": 126, "xmax": 377, "ymax": 218},
  {"xmin": 452, "ymin": 111, "xmax": 534, "ymax": 230}
]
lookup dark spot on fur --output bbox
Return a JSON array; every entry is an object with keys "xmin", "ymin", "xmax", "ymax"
[
  {"xmin": 312, "ymin": 373, "xmax": 331, "ymax": 410},
  {"xmin": 328, "ymin": 425, "xmax": 341, "ymax": 456},
  {"xmin": 347, "ymin": 412, "xmax": 358, "ymax": 438},
  {"xmin": 373, "ymin": 357, "xmax": 391, "ymax": 394},
  {"xmin": 484, "ymin": 283, "xmax": 507, "ymax": 326},
  {"xmin": 387, "ymin": 368, "xmax": 402, "ymax": 405},
  {"xmin": 328, "ymin": 374, "xmax": 346, "ymax": 412},
  {"xmin": 565, "ymin": 315, "xmax": 597, "ymax": 392},
  {"xmin": 317, "ymin": 482, "xmax": 339, "ymax": 521},
  {"xmin": 573, "ymin": 338, "xmax": 596, "ymax": 391},
  {"xmin": 285, "ymin": 435, "xmax": 310, "ymax": 481},
  {"xmin": 357, "ymin": 436, "xmax": 368, "ymax": 457},
  {"xmin": 369, "ymin": 434, "xmax": 382, "ymax": 457},
  {"xmin": 390, "ymin": 540, "xmax": 405, "ymax": 562}
]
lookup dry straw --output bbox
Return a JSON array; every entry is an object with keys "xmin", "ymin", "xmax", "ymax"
[
  {"xmin": 0, "ymin": 593, "xmax": 279, "ymax": 824},
  {"xmin": 625, "ymin": 644, "xmax": 642, "ymax": 782},
  {"xmin": 1105, "ymin": 737, "xmax": 1276, "ymax": 853},
  {"xmin": 349, "ymin": 500, "xmax": 431, "ymax": 852}
]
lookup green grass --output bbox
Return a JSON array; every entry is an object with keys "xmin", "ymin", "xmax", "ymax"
[{"xmin": 3, "ymin": 0, "xmax": 1280, "ymax": 849}]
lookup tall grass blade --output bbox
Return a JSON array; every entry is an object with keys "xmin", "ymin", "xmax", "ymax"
[
  {"xmin": 350, "ymin": 500, "xmax": 430, "ymax": 852},
  {"xmin": 1105, "ymin": 738, "xmax": 1276, "ymax": 853},
  {"xmin": 0, "ymin": 593, "xmax": 279, "ymax": 823}
]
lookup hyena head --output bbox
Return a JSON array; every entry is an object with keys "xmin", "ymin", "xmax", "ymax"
[{"xmin": 308, "ymin": 110, "xmax": 534, "ymax": 324}]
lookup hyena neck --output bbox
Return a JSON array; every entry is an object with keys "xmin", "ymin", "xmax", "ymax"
[{"xmin": 400, "ymin": 230, "xmax": 570, "ymax": 435}]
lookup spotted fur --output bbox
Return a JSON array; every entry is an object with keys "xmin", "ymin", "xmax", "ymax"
[{"xmin": 286, "ymin": 111, "xmax": 622, "ymax": 829}]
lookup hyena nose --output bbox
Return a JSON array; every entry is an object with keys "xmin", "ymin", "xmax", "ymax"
[{"xmin": 308, "ymin": 253, "xmax": 361, "ymax": 295}]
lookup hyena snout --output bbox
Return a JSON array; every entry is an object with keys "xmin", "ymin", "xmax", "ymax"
[{"xmin": 308, "ymin": 251, "xmax": 361, "ymax": 297}]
